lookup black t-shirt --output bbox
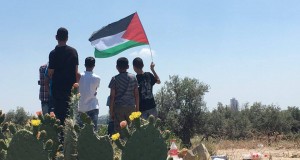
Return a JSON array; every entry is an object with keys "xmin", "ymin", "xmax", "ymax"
[
  {"xmin": 136, "ymin": 72, "xmax": 157, "ymax": 111},
  {"xmin": 48, "ymin": 45, "xmax": 78, "ymax": 93}
]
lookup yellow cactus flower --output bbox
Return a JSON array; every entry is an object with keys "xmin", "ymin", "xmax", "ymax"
[
  {"xmin": 129, "ymin": 111, "xmax": 142, "ymax": 121},
  {"xmin": 31, "ymin": 119, "xmax": 41, "ymax": 126},
  {"xmin": 134, "ymin": 111, "xmax": 141, "ymax": 118},
  {"xmin": 111, "ymin": 133, "xmax": 120, "ymax": 141},
  {"xmin": 129, "ymin": 115, "xmax": 134, "ymax": 121}
]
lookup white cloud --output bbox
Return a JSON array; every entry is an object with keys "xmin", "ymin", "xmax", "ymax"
[{"xmin": 130, "ymin": 48, "xmax": 156, "ymax": 58}]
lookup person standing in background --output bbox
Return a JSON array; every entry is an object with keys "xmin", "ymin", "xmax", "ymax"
[{"xmin": 39, "ymin": 63, "xmax": 50, "ymax": 115}]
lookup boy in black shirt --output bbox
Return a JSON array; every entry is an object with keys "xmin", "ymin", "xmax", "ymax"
[
  {"xmin": 133, "ymin": 57, "xmax": 161, "ymax": 119},
  {"xmin": 48, "ymin": 27, "xmax": 79, "ymax": 124}
]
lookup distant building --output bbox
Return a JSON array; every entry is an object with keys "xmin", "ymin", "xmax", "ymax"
[{"xmin": 230, "ymin": 98, "xmax": 239, "ymax": 111}]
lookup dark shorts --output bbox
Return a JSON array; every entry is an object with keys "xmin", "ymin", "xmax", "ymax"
[{"xmin": 113, "ymin": 105, "xmax": 135, "ymax": 133}]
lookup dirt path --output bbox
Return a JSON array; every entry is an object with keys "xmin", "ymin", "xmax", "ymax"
[
  {"xmin": 217, "ymin": 148, "xmax": 300, "ymax": 160},
  {"xmin": 212, "ymin": 140, "xmax": 300, "ymax": 160}
]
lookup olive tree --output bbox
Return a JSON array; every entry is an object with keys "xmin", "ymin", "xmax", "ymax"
[{"xmin": 155, "ymin": 75, "xmax": 209, "ymax": 147}]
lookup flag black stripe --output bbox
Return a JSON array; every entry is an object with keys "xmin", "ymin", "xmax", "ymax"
[{"xmin": 89, "ymin": 13, "xmax": 135, "ymax": 42}]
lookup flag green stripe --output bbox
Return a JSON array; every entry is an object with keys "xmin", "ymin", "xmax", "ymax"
[{"xmin": 94, "ymin": 40, "xmax": 147, "ymax": 58}]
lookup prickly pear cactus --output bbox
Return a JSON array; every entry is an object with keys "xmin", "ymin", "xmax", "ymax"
[
  {"xmin": 69, "ymin": 83, "xmax": 80, "ymax": 121},
  {"xmin": 0, "ymin": 111, "xmax": 8, "ymax": 160},
  {"xmin": 0, "ymin": 111, "xmax": 4, "ymax": 124},
  {"xmin": 0, "ymin": 140, "xmax": 7, "ymax": 151},
  {"xmin": 0, "ymin": 149, "xmax": 6, "ymax": 160},
  {"xmin": 38, "ymin": 113, "xmax": 62, "ymax": 159},
  {"xmin": 63, "ymin": 118, "xmax": 78, "ymax": 160},
  {"xmin": 0, "ymin": 111, "xmax": 6, "ymax": 140},
  {"xmin": 118, "ymin": 114, "xmax": 168, "ymax": 160},
  {"xmin": 77, "ymin": 114, "xmax": 113, "ymax": 160},
  {"xmin": 6, "ymin": 129, "xmax": 48, "ymax": 160},
  {"xmin": 0, "ymin": 139, "xmax": 7, "ymax": 160}
]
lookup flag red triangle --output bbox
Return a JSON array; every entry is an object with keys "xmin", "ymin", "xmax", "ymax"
[{"xmin": 122, "ymin": 13, "xmax": 149, "ymax": 44}]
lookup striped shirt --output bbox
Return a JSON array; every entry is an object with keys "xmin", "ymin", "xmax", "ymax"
[{"xmin": 108, "ymin": 72, "xmax": 138, "ymax": 106}]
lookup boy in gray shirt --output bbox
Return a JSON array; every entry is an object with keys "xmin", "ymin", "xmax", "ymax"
[{"xmin": 108, "ymin": 57, "xmax": 139, "ymax": 132}]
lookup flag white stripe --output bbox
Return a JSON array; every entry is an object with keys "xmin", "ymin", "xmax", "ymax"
[{"xmin": 91, "ymin": 31, "xmax": 129, "ymax": 51}]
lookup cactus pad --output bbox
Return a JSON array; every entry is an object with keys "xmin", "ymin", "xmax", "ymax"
[
  {"xmin": 6, "ymin": 129, "xmax": 48, "ymax": 160},
  {"xmin": 78, "ymin": 123, "xmax": 113, "ymax": 160},
  {"xmin": 121, "ymin": 120, "xmax": 168, "ymax": 160}
]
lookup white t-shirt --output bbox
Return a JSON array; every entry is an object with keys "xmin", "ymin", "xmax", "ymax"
[{"xmin": 78, "ymin": 71, "xmax": 100, "ymax": 112}]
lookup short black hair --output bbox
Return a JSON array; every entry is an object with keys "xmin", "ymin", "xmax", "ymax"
[
  {"xmin": 85, "ymin": 57, "xmax": 95, "ymax": 68},
  {"xmin": 56, "ymin": 27, "xmax": 68, "ymax": 41},
  {"xmin": 117, "ymin": 57, "xmax": 129, "ymax": 70},
  {"xmin": 133, "ymin": 57, "xmax": 144, "ymax": 69}
]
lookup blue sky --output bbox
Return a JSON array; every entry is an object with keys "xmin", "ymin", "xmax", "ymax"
[{"xmin": 0, "ymin": 0, "xmax": 300, "ymax": 116}]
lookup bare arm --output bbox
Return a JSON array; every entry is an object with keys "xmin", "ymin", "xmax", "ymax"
[
  {"xmin": 150, "ymin": 62, "xmax": 161, "ymax": 84},
  {"xmin": 48, "ymin": 69, "xmax": 54, "ymax": 79},
  {"xmin": 110, "ymin": 88, "xmax": 116, "ymax": 120},
  {"xmin": 134, "ymin": 86, "xmax": 139, "ymax": 111}
]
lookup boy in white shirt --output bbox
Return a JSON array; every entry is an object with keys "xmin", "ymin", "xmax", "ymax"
[{"xmin": 78, "ymin": 57, "xmax": 100, "ymax": 130}]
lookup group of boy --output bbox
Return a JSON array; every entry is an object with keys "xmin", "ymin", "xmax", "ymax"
[
  {"xmin": 39, "ymin": 27, "xmax": 160, "ymax": 134},
  {"xmin": 108, "ymin": 57, "xmax": 160, "ymax": 133}
]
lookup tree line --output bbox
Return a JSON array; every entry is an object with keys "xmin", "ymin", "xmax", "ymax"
[{"xmin": 155, "ymin": 75, "xmax": 300, "ymax": 147}]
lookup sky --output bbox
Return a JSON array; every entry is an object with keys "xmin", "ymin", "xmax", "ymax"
[{"xmin": 0, "ymin": 0, "xmax": 300, "ymax": 116}]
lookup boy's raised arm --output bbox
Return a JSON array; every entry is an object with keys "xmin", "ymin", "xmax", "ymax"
[{"xmin": 150, "ymin": 62, "xmax": 161, "ymax": 84}]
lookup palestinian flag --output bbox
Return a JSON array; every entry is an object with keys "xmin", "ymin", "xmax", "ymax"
[{"xmin": 89, "ymin": 12, "xmax": 149, "ymax": 58}]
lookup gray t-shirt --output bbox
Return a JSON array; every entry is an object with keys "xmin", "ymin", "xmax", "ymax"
[{"xmin": 108, "ymin": 72, "xmax": 138, "ymax": 106}]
